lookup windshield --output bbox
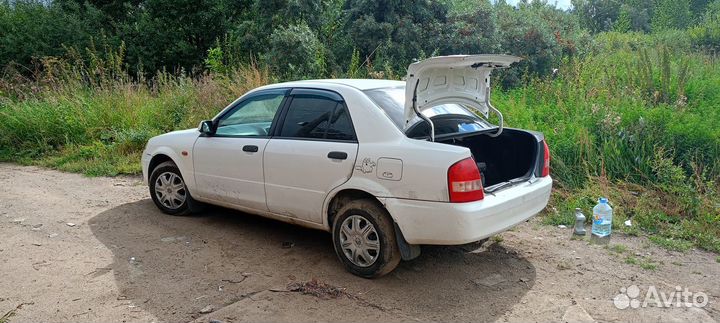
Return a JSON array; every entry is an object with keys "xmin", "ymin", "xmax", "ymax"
[{"xmin": 364, "ymin": 87, "xmax": 491, "ymax": 136}]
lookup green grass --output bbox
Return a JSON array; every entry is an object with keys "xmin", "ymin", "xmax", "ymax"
[
  {"xmin": 649, "ymin": 236, "xmax": 694, "ymax": 252},
  {"xmin": 639, "ymin": 261, "xmax": 658, "ymax": 270},
  {"xmin": 494, "ymin": 50, "xmax": 720, "ymax": 189},
  {"xmin": 607, "ymin": 244, "xmax": 628, "ymax": 254},
  {"xmin": 0, "ymin": 63, "xmax": 271, "ymax": 175},
  {"xmin": 607, "ymin": 244, "xmax": 664, "ymax": 269},
  {"xmin": 624, "ymin": 255, "xmax": 659, "ymax": 270},
  {"xmin": 498, "ymin": 35, "xmax": 720, "ymax": 256},
  {"xmin": 624, "ymin": 255, "xmax": 639, "ymax": 265},
  {"xmin": 491, "ymin": 235, "xmax": 504, "ymax": 244},
  {"xmin": 546, "ymin": 182, "xmax": 720, "ymax": 253}
]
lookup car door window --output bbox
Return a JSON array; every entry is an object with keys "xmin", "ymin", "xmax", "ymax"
[
  {"xmin": 215, "ymin": 93, "xmax": 285, "ymax": 136},
  {"xmin": 279, "ymin": 96, "xmax": 334, "ymax": 139}
]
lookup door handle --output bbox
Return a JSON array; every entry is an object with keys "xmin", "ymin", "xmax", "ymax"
[
  {"xmin": 242, "ymin": 145, "xmax": 259, "ymax": 153},
  {"xmin": 327, "ymin": 151, "xmax": 348, "ymax": 160}
]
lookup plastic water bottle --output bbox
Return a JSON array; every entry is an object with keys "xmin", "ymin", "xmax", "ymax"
[{"xmin": 591, "ymin": 197, "xmax": 613, "ymax": 238}]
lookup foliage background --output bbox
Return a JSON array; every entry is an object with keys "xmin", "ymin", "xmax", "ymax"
[{"xmin": 1, "ymin": 0, "xmax": 719, "ymax": 252}]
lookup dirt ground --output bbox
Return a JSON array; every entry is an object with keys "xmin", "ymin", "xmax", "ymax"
[{"xmin": 0, "ymin": 163, "xmax": 718, "ymax": 323}]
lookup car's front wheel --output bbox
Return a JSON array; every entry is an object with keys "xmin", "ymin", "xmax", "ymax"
[
  {"xmin": 149, "ymin": 161, "xmax": 194, "ymax": 215},
  {"xmin": 332, "ymin": 199, "xmax": 401, "ymax": 278}
]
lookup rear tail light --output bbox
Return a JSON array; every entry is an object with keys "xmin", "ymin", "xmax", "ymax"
[
  {"xmin": 542, "ymin": 140, "xmax": 550, "ymax": 177},
  {"xmin": 448, "ymin": 157, "xmax": 484, "ymax": 203}
]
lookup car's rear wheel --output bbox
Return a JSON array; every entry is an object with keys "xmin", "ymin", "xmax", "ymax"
[
  {"xmin": 332, "ymin": 199, "xmax": 401, "ymax": 278},
  {"xmin": 149, "ymin": 161, "xmax": 195, "ymax": 215}
]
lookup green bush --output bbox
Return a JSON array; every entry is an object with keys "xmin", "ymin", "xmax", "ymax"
[
  {"xmin": 266, "ymin": 23, "xmax": 326, "ymax": 80},
  {"xmin": 688, "ymin": 1, "xmax": 720, "ymax": 51},
  {"xmin": 651, "ymin": 0, "xmax": 692, "ymax": 31},
  {"xmin": 493, "ymin": 1, "xmax": 585, "ymax": 86},
  {"xmin": 0, "ymin": 0, "xmax": 107, "ymax": 68}
]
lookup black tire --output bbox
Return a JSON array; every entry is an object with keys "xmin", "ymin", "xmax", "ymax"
[
  {"xmin": 332, "ymin": 199, "xmax": 401, "ymax": 278},
  {"xmin": 149, "ymin": 161, "xmax": 198, "ymax": 216}
]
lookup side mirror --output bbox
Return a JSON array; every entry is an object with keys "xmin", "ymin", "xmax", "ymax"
[{"xmin": 198, "ymin": 120, "xmax": 216, "ymax": 135}]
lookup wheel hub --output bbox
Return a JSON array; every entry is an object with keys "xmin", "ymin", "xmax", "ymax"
[
  {"xmin": 154, "ymin": 172, "xmax": 187, "ymax": 210},
  {"xmin": 339, "ymin": 215, "xmax": 380, "ymax": 267}
]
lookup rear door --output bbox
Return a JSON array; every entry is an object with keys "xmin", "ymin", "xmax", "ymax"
[
  {"xmin": 263, "ymin": 88, "xmax": 358, "ymax": 223},
  {"xmin": 192, "ymin": 89, "xmax": 288, "ymax": 210}
]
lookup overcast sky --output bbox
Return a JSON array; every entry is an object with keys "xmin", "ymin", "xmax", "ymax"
[{"xmin": 502, "ymin": 0, "xmax": 573, "ymax": 10}]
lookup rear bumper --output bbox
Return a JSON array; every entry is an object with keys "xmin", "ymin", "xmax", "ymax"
[{"xmin": 384, "ymin": 176, "xmax": 552, "ymax": 245}]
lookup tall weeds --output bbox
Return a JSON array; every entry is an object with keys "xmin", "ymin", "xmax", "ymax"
[
  {"xmin": 0, "ymin": 48, "xmax": 270, "ymax": 175},
  {"xmin": 632, "ymin": 47, "xmax": 691, "ymax": 105},
  {"xmin": 492, "ymin": 34, "xmax": 720, "ymax": 251}
]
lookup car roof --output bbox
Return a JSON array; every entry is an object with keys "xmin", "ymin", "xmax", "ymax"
[{"xmin": 263, "ymin": 79, "xmax": 405, "ymax": 91}]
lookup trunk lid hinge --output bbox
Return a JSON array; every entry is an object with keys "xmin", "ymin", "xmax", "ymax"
[
  {"xmin": 485, "ymin": 87, "xmax": 503, "ymax": 137},
  {"xmin": 412, "ymin": 79, "xmax": 435, "ymax": 142}
]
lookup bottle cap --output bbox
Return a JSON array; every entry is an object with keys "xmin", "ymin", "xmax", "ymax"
[{"xmin": 599, "ymin": 197, "xmax": 608, "ymax": 203}]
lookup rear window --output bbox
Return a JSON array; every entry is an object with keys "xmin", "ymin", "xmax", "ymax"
[
  {"xmin": 364, "ymin": 87, "xmax": 490, "ymax": 136},
  {"xmin": 364, "ymin": 87, "xmax": 406, "ymax": 128}
]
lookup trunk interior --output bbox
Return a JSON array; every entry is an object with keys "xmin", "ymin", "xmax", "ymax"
[{"xmin": 439, "ymin": 129, "xmax": 540, "ymax": 189}]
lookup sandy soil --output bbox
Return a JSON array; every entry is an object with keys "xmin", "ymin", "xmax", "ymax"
[{"xmin": 0, "ymin": 163, "xmax": 718, "ymax": 323}]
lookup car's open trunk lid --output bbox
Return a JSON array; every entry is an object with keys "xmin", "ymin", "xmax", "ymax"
[{"xmin": 403, "ymin": 55, "xmax": 520, "ymax": 131}]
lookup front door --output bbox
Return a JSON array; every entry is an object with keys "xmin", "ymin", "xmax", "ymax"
[
  {"xmin": 192, "ymin": 89, "xmax": 288, "ymax": 211},
  {"xmin": 264, "ymin": 89, "xmax": 358, "ymax": 223}
]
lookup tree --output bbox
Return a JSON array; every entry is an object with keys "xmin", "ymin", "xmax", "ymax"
[
  {"xmin": 442, "ymin": 0, "xmax": 501, "ymax": 55},
  {"xmin": 266, "ymin": 23, "xmax": 326, "ymax": 80},
  {"xmin": 572, "ymin": 0, "xmax": 653, "ymax": 33},
  {"xmin": 688, "ymin": 0, "xmax": 720, "ymax": 50},
  {"xmin": 55, "ymin": 0, "xmax": 143, "ymax": 24},
  {"xmin": 119, "ymin": 0, "xmax": 234, "ymax": 73},
  {"xmin": 340, "ymin": 0, "xmax": 449, "ymax": 74},
  {"xmin": 0, "ymin": 0, "xmax": 107, "ymax": 68},
  {"xmin": 572, "ymin": 0, "xmax": 621, "ymax": 33},
  {"xmin": 690, "ymin": 0, "xmax": 712, "ymax": 22},
  {"xmin": 652, "ymin": 0, "xmax": 691, "ymax": 31},
  {"xmin": 496, "ymin": 1, "xmax": 582, "ymax": 85},
  {"xmin": 625, "ymin": 0, "xmax": 653, "ymax": 32},
  {"xmin": 613, "ymin": 5, "xmax": 631, "ymax": 32}
]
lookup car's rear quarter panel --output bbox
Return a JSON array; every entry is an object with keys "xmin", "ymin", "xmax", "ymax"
[{"xmin": 345, "ymin": 139, "xmax": 470, "ymax": 201}]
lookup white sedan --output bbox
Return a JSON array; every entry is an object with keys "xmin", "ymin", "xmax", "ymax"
[{"xmin": 142, "ymin": 55, "xmax": 552, "ymax": 277}]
